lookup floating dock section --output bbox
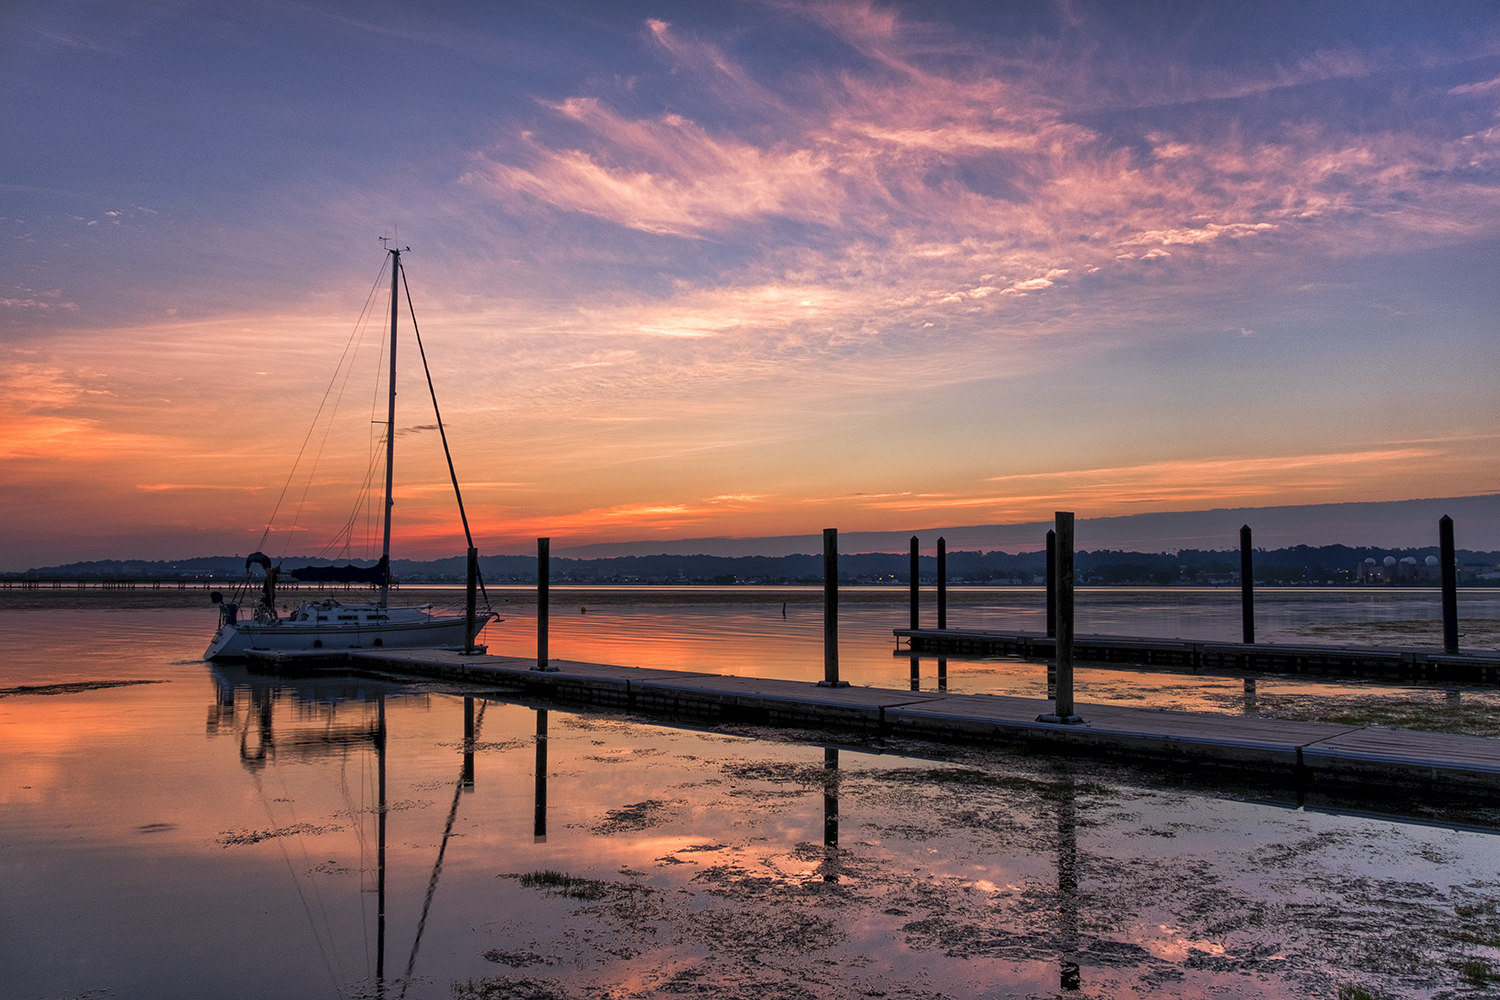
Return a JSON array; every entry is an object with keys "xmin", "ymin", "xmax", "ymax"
[
  {"xmin": 895, "ymin": 627, "xmax": 1500, "ymax": 684},
  {"xmin": 243, "ymin": 647, "xmax": 1500, "ymax": 796}
]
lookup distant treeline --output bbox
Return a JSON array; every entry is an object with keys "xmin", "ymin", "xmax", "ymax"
[{"xmin": 12, "ymin": 543, "xmax": 1500, "ymax": 586}]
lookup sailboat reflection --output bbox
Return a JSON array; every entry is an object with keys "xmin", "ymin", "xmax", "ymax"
[{"xmin": 206, "ymin": 666, "xmax": 481, "ymax": 995}]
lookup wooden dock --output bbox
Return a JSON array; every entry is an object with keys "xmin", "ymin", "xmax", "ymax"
[
  {"xmin": 243, "ymin": 647, "xmax": 1500, "ymax": 796},
  {"xmin": 895, "ymin": 627, "xmax": 1500, "ymax": 684}
]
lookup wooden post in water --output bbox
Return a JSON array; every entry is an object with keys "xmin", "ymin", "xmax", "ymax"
[
  {"xmin": 820, "ymin": 528, "xmax": 847, "ymax": 686},
  {"xmin": 937, "ymin": 536, "xmax": 947, "ymax": 629},
  {"xmin": 909, "ymin": 535, "xmax": 919, "ymax": 630},
  {"xmin": 1046, "ymin": 529, "xmax": 1057, "ymax": 638},
  {"xmin": 1240, "ymin": 525, "xmax": 1254, "ymax": 645},
  {"xmin": 464, "ymin": 546, "xmax": 478, "ymax": 654},
  {"xmin": 535, "ymin": 537, "xmax": 553, "ymax": 671},
  {"xmin": 1441, "ymin": 515, "xmax": 1459, "ymax": 654},
  {"xmin": 1041, "ymin": 512, "xmax": 1082, "ymax": 723}
]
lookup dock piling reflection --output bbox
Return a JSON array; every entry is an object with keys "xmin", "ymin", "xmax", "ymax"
[
  {"xmin": 821, "ymin": 747, "xmax": 839, "ymax": 882},
  {"xmin": 1056, "ymin": 768, "xmax": 1080, "ymax": 991},
  {"xmin": 534, "ymin": 708, "xmax": 548, "ymax": 843},
  {"xmin": 463, "ymin": 697, "xmax": 475, "ymax": 791}
]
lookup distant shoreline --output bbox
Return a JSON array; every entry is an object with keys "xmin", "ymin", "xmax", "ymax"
[{"xmin": 4, "ymin": 582, "xmax": 1498, "ymax": 614}]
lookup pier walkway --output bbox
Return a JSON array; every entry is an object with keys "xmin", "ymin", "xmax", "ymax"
[
  {"xmin": 896, "ymin": 627, "xmax": 1500, "ymax": 684},
  {"xmin": 244, "ymin": 647, "xmax": 1500, "ymax": 796}
]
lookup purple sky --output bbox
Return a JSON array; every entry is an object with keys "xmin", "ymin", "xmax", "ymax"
[{"xmin": 3, "ymin": 1, "xmax": 1498, "ymax": 568}]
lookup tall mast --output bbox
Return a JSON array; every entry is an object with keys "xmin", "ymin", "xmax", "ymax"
[{"xmin": 379, "ymin": 245, "xmax": 401, "ymax": 608}]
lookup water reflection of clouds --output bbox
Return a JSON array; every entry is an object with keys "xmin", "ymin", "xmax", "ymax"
[{"xmin": 6, "ymin": 606, "xmax": 1500, "ymax": 997}]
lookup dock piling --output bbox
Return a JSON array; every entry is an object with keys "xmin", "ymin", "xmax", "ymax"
[
  {"xmin": 937, "ymin": 536, "xmax": 947, "ymax": 630},
  {"xmin": 1046, "ymin": 529, "xmax": 1057, "ymax": 638},
  {"xmin": 820, "ymin": 528, "xmax": 848, "ymax": 687},
  {"xmin": 1441, "ymin": 515, "xmax": 1459, "ymax": 654},
  {"xmin": 464, "ymin": 546, "xmax": 478, "ymax": 654},
  {"xmin": 1041, "ymin": 512, "xmax": 1082, "ymax": 724},
  {"xmin": 1240, "ymin": 526, "xmax": 1254, "ymax": 645},
  {"xmin": 534, "ymin": 537, "xmax": 555, "ymax": 672},
  {"xmin": 909, "ymin": 535, "xmax": 919, "ymax": 630}
]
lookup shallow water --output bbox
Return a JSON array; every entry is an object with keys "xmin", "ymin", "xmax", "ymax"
[{"xmin": 3, "ymin": 601, "xmax": 1500, "ymax": 998}]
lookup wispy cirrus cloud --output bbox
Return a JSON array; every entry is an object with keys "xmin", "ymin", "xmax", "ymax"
[
  {"xmin": 461, "ymin": 5, "xmax": 1500, "ymax": 364},
  {"xmin": 466, "ymin": 97, "xmax": 842, "ymax": 238}
]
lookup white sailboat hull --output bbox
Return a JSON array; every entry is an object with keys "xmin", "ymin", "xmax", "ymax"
[{"xmin": 205, "ymin": 605, "xmax": 485, "ymax": 660}]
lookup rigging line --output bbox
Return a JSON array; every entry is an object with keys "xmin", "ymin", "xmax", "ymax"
[
  {"xmin": 318, "ymin": 438, "xmax": 384, "ymax": 560},
  {"xmin": 317, "ymin": 447, "xmax": 385, "ymax": 561},
  {"xmin": 249, "ymin": 766, "xmax": 346, "ymax": 998},
  {"xmin": 336, "ymin": 748, "xmax": 372, "ymax": 977},
  {"xmin": 257, "ymin": 257, "xmax": 390, "ymax": 555},
  {"xmin": 397, "ymin": 702, "xmax": 485, "ymax": 996},
  {"xmin": 365, "ymin": 296, "xmax": 391, "ymax": 564},
  {"xmin": 271, "ymin": 723, "xmax": 348, "ymax": 981},
  {"xmin": 285, "ymin": 271, "xmax": 388, "ymax": 560},
  {"xmin": 399, "ymin": 261, "xmax": 492, "ymax": 611}
]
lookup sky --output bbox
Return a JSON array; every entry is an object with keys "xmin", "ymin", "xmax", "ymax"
[{"xmin": 3, "ymin": 0, "xmax": 1499, "ymax": 570}]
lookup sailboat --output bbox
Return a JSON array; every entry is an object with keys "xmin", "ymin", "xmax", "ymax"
[{"xmin": 205, "ymin": 243, "xmax": 494, "ymax": 660}]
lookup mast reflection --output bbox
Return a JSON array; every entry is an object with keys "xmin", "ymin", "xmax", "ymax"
[{"xmin": 377, "ymin": 694, "xmax": 387, "ymax": 987}]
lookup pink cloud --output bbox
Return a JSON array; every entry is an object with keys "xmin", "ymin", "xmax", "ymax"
[{"xmin": 463, "ymin": 9, "xmax": 1500, "ymax": 331}]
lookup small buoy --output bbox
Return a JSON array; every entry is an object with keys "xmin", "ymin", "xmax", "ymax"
[{"xmin": 580, "ymin": 606, "xmax": 587, "ymax": 614}]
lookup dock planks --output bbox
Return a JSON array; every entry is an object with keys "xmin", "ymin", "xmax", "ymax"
[{"xmin": 243, "ymin": 646, "xmax": 1500, "ymax": 796}]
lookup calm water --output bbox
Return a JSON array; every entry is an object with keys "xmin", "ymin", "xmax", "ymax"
[{"xmin": 3, "ymin": 594, "xmax": 1500, "ymax": 998}]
